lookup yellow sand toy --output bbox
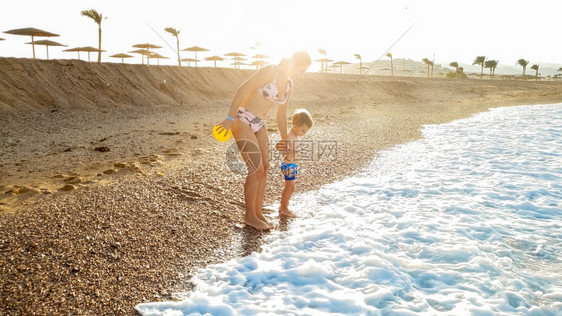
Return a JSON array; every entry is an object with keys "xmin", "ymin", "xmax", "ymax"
[{"xmin": 213, "ymin": 124, "xmax": 232, "ymax": 142}]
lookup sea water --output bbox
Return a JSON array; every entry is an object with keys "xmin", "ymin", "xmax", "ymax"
[{"xmin": 136, "ymin": 103, "xmax": 562, "ymax": 316}]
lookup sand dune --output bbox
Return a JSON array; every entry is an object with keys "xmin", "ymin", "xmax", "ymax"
[{"xmin": 2, "ymin": 57, "xmax": 560, "ymax": 112}]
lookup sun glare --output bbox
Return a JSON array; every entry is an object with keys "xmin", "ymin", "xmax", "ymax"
[{"xmin": 2, "ymin": 0, "xmax": 562, "ymax": 66}]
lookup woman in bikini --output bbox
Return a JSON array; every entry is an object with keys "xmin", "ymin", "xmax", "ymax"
[{"xmin": 217, "ymin": 51, "xmax": 311, "ymax": 230}]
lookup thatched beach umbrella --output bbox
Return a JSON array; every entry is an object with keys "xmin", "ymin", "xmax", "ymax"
[
  {"xmin": 149, "ymin": 53, "xmax": 168, "ymax": 65},
  {"xmin": 64, "ymin": 46, "xmax": 101, "ymax": 61},
  {"xmin": 230, "ymin": 57, "xmax": 245, "ymax": 69},
  {"xmin": 132, "ymin": 43, "xmax": 162, "ymax": 50},
  {"xmin": 333, "ymin": 61, "xmax": 351, "ymax": 74},
  {"xmin": 181, "ymin": 58, "xmax": 199, "ymax": 67},
  {"xmin": 205, "ymin": 55, "xmax": 224, "ymax": 68},
  {"xmin": 225, "ymin": 52, "xmax": 246, "ymax": 58},
  {"xmin": 75, "ymin": 46, "xmax": 105, "ymax": 62},
  {"xmin": 233, "ymin": 57, "xmax": 248, "ymax": 69},
  {"xmin": 252, "ymin": 53, "xmax": 269, "ymax": 63},
  {"xmin": 3, "ymin": 27, "xmax": 59, "ymax": 59},
  {"xmin": 129, "ymin": 49, "xmax": 152, "ymax": 65},
  {"xmin": 25, "ymin": 39, "xmax": 66, "ymax": 60},
  {"xmin": 182, "ymin": 46, "xmax": 209, "ymax": 67},
  {"xmin": 110, "ymin": 53, "xmax": 133, "ymax": 63},
  {"xmin": 231, "ymin": 61, "xmax": 247, "ymax": 69},
  {"xmin": 252, "ymin": 53, "xmax": 269, "ymax": 59},
  {"xmin": 132, "ymin": 43, "xmax": 162, "ymax": 65},
  {"xmin": 250, "ymin": 60, "xmax": 267, "ymax": 69},
  {"xmin": 225, "ymin": 52, "xmax": 247, "ymax": 69},
  {"xmin": 252, "ymin": 53, "xmax": 269, "ymax": 69},
  {"xmin": 315, "ymin": 58, "xmax": 333, "ymax": 73},
  {"xmin": 64, "ymin": 47, "xmax": 85, "ymax": 60}
]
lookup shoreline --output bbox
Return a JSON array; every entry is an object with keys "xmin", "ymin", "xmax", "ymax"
[
  {"xmin": 136, "ymin": 102, "xmax": 562, "ymax": 315},
  {"xmin": 1, "ymin": 58, "xmax": 562, "ymax": 314}
]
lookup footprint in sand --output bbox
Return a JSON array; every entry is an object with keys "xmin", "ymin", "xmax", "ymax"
[
  {"xmin": 162, "ymin": 148, "xmax": 182, "ymax": 157},
  {"xmin": 113, "ymin": 162, "xmax": 142, "ymax": 173},
  {"xmin": 5, "ymin": 185, "xmax": 39, "ymax": 195},
  {"xmin": 113, "ymin": 162, "xmax": 127, "ymax": 169},
  {"xmin": 94, "ymin": 146, "xmax": 111, "ymax": 152},
  {"xmin": 139, "ymin": 155, "xmax": 161, "ymax": 166},
  {"xmin": 64, "ymin": 176, "xmax": 82, "ymax": 184},
  {"xmin": 59, "ymin": 184, "xmax": 75, "ymax": 191},
  {"xmin": 190, "ymin": 149, "xmax": 207, "ymax": 156}
]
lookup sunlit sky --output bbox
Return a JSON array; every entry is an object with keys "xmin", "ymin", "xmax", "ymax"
[{"xmin": 1, "ymin": 0, "xmax": 561, "ymax": 70}]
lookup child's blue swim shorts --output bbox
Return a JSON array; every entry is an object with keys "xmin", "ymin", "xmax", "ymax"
[{"xmin": 280, "ymin": 163, "xmax": 298, "ymax": 181}]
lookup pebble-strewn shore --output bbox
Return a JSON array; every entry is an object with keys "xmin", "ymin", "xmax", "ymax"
[{"xmin": 2, "ymin": 58, "xmax": 561, "ymax": 314}]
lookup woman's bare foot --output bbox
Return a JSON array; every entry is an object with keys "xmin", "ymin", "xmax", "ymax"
[
  {"xmin": 244, "ymin": 216, "xmax": 272, "ymax": 230},
  {"xmin": 279, "ymin": 207, "xmax": 297, "ymax": 218},
  {"xmin": 257, "ymin": 213, "xmax": 273, "ymax": 228}
]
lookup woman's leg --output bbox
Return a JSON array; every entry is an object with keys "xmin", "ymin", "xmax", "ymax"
[
  {"xmin": 254, "ymin": 127, "xmax": 271, "ymax": 226},
  {"xmin": 231, "ymin": 120, "xmax": 271, "ymax": 230}
]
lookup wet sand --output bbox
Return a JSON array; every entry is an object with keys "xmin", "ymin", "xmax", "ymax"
[{"xmin": 1, "ymin": 57, "xmax": 561, "ymax": 314}]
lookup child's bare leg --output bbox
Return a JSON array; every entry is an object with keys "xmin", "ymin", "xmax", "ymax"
[{"xmin": 279, "ymin": 180, "xmax": 297, "ymax": 217}]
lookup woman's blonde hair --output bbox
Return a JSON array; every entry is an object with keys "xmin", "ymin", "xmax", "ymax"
[
  {"xmin": 290, "ymin": 50, "xmax": 311, "ymax": 66},
  {"xmin": 280, "ymin": 50, "xmax": 311, "ymax": 68}
]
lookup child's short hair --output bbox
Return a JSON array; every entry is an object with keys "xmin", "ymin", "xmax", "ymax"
[{"xmin": 292, "ymin": 109, "xmax": 313, "ymax": 128}]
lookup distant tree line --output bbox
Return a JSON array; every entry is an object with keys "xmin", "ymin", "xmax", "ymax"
[{"xmin": 437, "ymin": 56, "xmax": 543, "ymax": 80}]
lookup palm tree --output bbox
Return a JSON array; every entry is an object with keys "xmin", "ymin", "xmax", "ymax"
[
  {"xmin": 422, "ymin": 58, "xmax": 433, "ymax": 77},
  {"xmin": 318, "ymin": 48, "xmax": 327, "ymax": 73},
  {"xmin": 449, "ymin": 61, "xmax": 459, "ymax": 72},
  {"xmin": 484, "ymin": 60, "xmax": 499, "ymax": 78},
  {"xmin": 492, "ymin": 60, "xmax": 499, "ymax": 77},
  {"xmin": 458, "ymin": 67, "xmax": 465, "ymax": 78},
  {"xmin": 81, "ymin": 9, "xmax": 105, "ymax": 63},
  {"xmin": 530, "ymin": 64, "xmax": 539, "ymax": 80},
  {"xmin": 517, "ymin": 59, "xmax": 529, "ymax": 76},
  {"xmin": 386, "ymin": 53, "xmax": 394, "ymax": 76},
  {"xmin": 165, "ymin": 27, "xmax": 181, "ymax": 67},
  {"xmin": 473, "ymin": 56, "xmax": 486, "ymax": 78},
  {"xmin": 354, "ymin": 54, "xmax": 363, "ymax": 75}
]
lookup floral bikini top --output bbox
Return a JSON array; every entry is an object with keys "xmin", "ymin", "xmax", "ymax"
[{"xmin": 259, "ymin": 67, "xmax": 293, "ymax": 105}]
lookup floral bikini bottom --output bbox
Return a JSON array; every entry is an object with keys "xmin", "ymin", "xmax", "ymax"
[{"xmin": 236, "ymin": 107, "xmax": 266, "ymax": 133}]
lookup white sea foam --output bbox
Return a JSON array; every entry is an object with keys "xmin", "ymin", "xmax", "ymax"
[{"xmin": 136, "ymin": 103, "xmax": 562, "ymax": 315}]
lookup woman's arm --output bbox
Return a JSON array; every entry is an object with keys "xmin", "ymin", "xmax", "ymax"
[
  {"xmin": 275, "ymin": 86, "xmax": 294, "ymax": 153},
  {"xmin": 277, "ymin": 81, "xmax": 295, "ymax": 140},
  {"xmin": 276, "ymin": 102, "xmax": 289, "ymax": 141}
]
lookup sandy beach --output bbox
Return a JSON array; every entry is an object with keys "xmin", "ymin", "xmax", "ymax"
[{"xmin": 1, "ymin": 57, "xmax": 561, "ymax": 314}]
